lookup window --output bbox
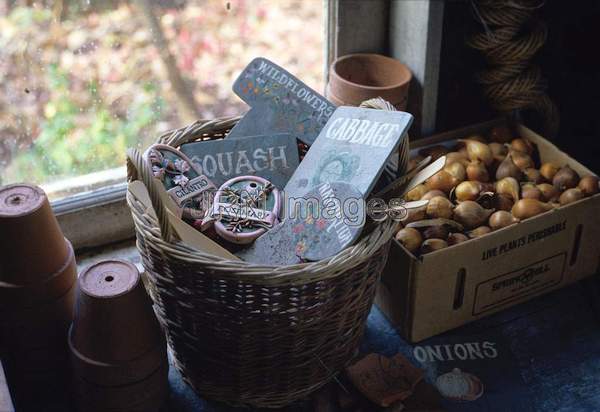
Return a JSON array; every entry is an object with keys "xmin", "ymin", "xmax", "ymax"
[
  {"xmin": 0, "ymin": 0, "xmax": 325, "ymax": 201},
  {"xmin": 1, "ymin": 0, "xmax": 402, "ymax": 249}
]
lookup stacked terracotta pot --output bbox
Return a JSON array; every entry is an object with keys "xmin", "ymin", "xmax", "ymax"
[
  {"xmin": 69, "ymin": 259, "xmax": 169, "ymax": 412},
  {"xmin": 0, "ymin": 184, "xmax": 77, "ymax": 410},
  {"xmin": 327, "ymin": 53, "xmax": 412, "ymax": 110}
]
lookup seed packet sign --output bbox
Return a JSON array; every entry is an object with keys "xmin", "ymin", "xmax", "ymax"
[
  {"xmin": 180, "ymin": 133, "xmax": 299, "ymax": 189},
  {"xmin": 227, "ymin": 57, "xmax": 336, "ymax": 145},
  {"xmin": 284, "ymin": 106, "xmax": 413, "ymax": 198},
  {"xmin": 291, "ymin": 181, "xmax": 364, "ymax": 261},
  {"xmin": 236, "ymin": 181, "xmax": 364, "ymax": 265}
]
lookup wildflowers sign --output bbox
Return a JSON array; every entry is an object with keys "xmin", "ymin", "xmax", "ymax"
[{"xmin": 227, "ymin": 57, "xmax": 336, "ymax": 144}]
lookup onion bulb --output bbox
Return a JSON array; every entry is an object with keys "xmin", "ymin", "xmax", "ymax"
[
  {"xmin": 455, "ymin": 181, "xmax": 482, "ymax": 202},
  {"xmin": 447, "ymin": 232, "xmax": 469, "ymax": 246},
  {"xmin": 444, "ymin": 162, "xmax": 467, "ymax": 182},
  {"xmin": 540, "ymin": 162, "xmax": 560, "ymax": 182},
  {"xmin": 421, "ymin": 239, "xmax": 448, "ymax": 254},
  {"xmin": 496, "ymin": 177, "xmax": 520, "ymax": 202},
  {"xmin": 522, "ymin": 184, "xmax": 542, "ymax": 200},
  {"xmin": 493, "ymin": 194, "xmax": 514, "ymax": 211},
  {"xmin": 459, "ymin": 139, "xmax": 493, "ymax": 166},
  {"xmin": 511, "ymin": 198, "xmax": 553, "ymax": 220},
  {"xmin": 421, "ymin": 190, "xmax": 447, "ymax": 201},
  {"xmin": 578, "ymin": 175, "xmax": 599, "ymax": 196},
  {"xmin": 395, "ymin": 228, "xmax": 423, "ymax": 253},
  {"xmin": 510, "ymin": 150, "xmax": 535, "ymax": 171},
  {"xmin": 468, "ymin": 226, "xmax": 492, "ymax": 238},
  {"xmin": 537, "ymin": 183, "xmax": 559, "ymax": 202},
  {"xmin": 426, "ymin": 196, "xmax": 455, "ymax": 219},
  {"xmin": 406, "ymin": 184, "xmax": 428, "ymax": 201},
  {"xmin": 466, "ymin": 161, "xmax": 490, "ymax": 182},
  {"xmin": 423, "ymin": 225, "xmax": 450, "ymax": 240},
  {"xmin": 453, "ymin": 201, "xmax": 494, "ymax": 229},
  {"xmin": 445, "ymin": 151, "xmax": 470, "ymax": 166},
  {"xmin": 553, "ymin": 165, "xmax": 580, "ymax": 191},
  {"xmin": 559, "ymin": 188, "xmax": 584, "ymax": 205},
  {"xmin": 426, "ymin": 170, "xmax": 458, "ymax": 194},
  {"xmin": 489, "ymin": 210, "xmax": 519, "ymax": 231},
  {"xmin": 511, "ymin": 138, "xmax": 534, "ymax": 155},
  {"xmin": 496, "ymin": 154, "xmax": 523, "ymax": 181}
]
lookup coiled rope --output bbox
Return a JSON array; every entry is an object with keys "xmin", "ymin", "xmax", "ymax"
[{"xmin": 468, "ymin": 0, "xmax": 559, "ymax": 136}]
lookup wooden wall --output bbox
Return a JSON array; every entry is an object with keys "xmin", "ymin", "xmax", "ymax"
[{"xmin": 435, "ymin": 1, "xmax": 600, "ymax": 174}]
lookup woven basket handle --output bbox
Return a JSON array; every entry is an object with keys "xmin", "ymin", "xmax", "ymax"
[
  {"xmin": 126, "ymin": 117, "xmax": 241, "ymax": 243},
  {"xmin": 126, "ymin": 147, "xmax": 175, "ymax": 242}
]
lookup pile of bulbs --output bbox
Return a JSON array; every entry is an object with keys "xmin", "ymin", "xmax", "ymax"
[{"xmin": 396, "ymin": 125, "xmax": 600, "ymax": 256}]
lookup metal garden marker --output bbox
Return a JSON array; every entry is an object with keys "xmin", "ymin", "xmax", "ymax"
[
  {"xmin": 180, "ymin": 133, "xmax": 300, "ymax": 189},
  {"xmin": 208, "ymin": 176, "xmax": 281, "ymax": 245},
  {"xmin": 144, "ymin": 144, "xmax": 217, "ymax": 228},
  {"xmin": 227, "ymin": 57, "xmax": 336, "ymax": 145}
]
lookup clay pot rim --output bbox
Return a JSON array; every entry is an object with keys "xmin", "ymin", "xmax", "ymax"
[
  {"xmin": 79, "ymin": 259, "xmax": 141, "ymax": 299},
  {"xmin": 0, "ymin": 183, "xmax": 46, "ymax": 218},
  {"xmin": 0, "ymin": 238, "xmax": 74, "ymax": 289},
  {"xmin": 330, "ymin": 53, "xmax": 412, "ymax": 91},
  {"xmin": 68, "ymin": 324, "xmax": 166, "ymax": 369}
]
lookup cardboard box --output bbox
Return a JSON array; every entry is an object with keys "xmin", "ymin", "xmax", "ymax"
[{"xmin": 376, "ymin": 120, "xmax": 600, "ymax": 342}]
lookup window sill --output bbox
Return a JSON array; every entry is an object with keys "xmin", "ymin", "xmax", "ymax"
[
  {"xmin": 54, "ymin": 183, "xmax": 134, "ymax": 251},
  {"xmin": 75, "ymin": 238, "xmax": 140, "ymax": 271}
]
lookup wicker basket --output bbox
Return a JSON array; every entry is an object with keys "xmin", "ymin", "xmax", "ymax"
[{"xmin": 125, "ymin": 113, "xmax": 399, "ymax": 408}]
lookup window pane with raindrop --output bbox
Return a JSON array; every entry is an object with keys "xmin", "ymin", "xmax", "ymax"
[{"xmin": 0, "ymin": 0, "xmax": 324, "ymax": 200}]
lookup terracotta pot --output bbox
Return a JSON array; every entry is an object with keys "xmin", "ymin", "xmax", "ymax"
[
  {"xmin": 0, "ymin": 240, "xmax": 76, "ymax": 311},
  {"xmin": 73, "ymin": 361, "xmax": 168, "ymax": 412},
  {"xmin": 327, "ymin": 53, "xmax": 412, "ymax": 110},
  {"xmin": 69, "ymin": 260, "xmax": 166, "ymax": 385},
  {"xmin": 0, "ymin": 184, "xmax": 69, "ymax": 284},
  {"xmin": 0, "ymin": 238, "xmax": 76, "ymax": 347},
  {"xmin": 0, "ymin": 273, "xmax": 76, "ymax": 411},
  {"xmin": 69, "ymin": 330, "xmax": 166, "ymax": 386},
  {"xmin": 0, "ymin": 281, "xmax": 75, "ymax": 347}
]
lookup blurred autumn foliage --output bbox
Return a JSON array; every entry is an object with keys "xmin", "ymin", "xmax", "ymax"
[{"xmin": 0, "ymin": 0, "xmax": 323, "ymax": 187}]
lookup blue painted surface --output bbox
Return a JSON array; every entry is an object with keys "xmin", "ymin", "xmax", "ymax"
[{"xmin": 164, "ymin": 276, "xmax": 600, "ymax": 411}]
